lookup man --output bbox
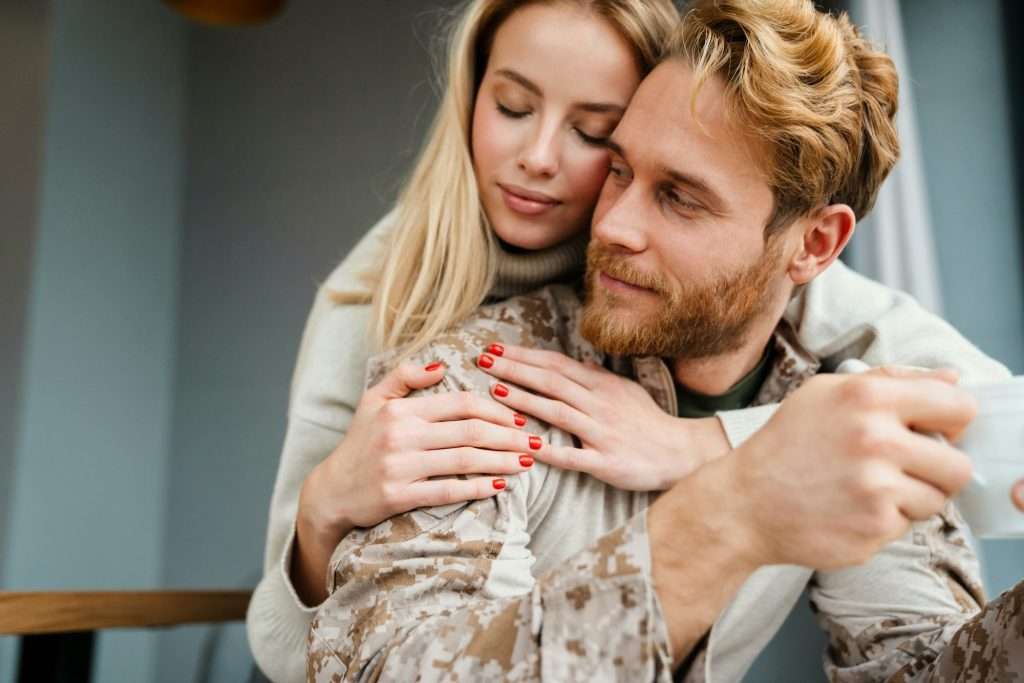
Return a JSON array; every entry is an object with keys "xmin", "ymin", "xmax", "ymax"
[{"xmin": 307, "ymin": 1, "xmax": 1021, "ymax": 681}]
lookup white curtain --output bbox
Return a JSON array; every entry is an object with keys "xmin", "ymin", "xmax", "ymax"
[{"xmin": 845, "ymin": 0, "xmax": 945, "ymax": 314}]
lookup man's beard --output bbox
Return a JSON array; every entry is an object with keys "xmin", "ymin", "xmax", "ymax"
[{"xmin": 580, "ymin": 239, "xmax": 785, "ymax": 359}]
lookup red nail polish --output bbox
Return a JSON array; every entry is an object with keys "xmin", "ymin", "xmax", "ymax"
[
  {"xmin": 477, "ymin": 353, "xmax": 494, "ymax": 369},
  {"xmin": 494, "ymin": 383, "xmax": 509, "ymax": 398},
  {"xmin": 529, "ymin": 435, "xmax": 542, "ymax": 451},
  {"xmin": 514, "ymin": 414, "xmax": 526, "ymax": 427},
  {"xmin": 492, "ymin": 478, "xmax": 506, "ymax": 490},
  {"xmin": 487, "ymin": 343, "xmax": 505, "ymax": 357},
  {"xmin": 519, "ymin": 455, "xmax": 534, "ymax": 467},
  {"xmin": 424, "ymin": 361, "xmax": 444, "ymax": 372}
]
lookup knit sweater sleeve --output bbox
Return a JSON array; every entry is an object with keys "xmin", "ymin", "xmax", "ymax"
[{"xmin": 715, "ymin": 262, "xmax": 1011, "ymax": 449}]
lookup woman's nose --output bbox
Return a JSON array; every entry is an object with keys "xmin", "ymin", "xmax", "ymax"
[{"xmin": 517, "ymin": 126, "xmax": 559, "ymax": 178}]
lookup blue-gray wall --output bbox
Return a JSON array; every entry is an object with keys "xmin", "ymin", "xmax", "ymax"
[
  {"xmin": 0, "ymin": 1, "xmax": 51, "ymax": 678},
  {"xmin": 154, "ymin": 3, "xmax": 452, "ymax": 681},
  {"xmin": 900, "ymin": 0, "xmax": 1024, "ymax": 602},
  {"xmin": 0, "ymin": 2, "xmax": 187, "ymax": 682}
]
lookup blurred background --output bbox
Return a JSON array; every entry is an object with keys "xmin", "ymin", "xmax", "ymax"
[{"xmin": 1, "ymin": 0, "xmax": 1022, "ymax": 681}]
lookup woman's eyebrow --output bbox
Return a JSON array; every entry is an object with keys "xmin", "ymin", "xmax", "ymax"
[
  {"xmin": 493, "ymin": 68, "xmax": 625, "ymax": 115},
  {"xmin": 494, "ymin": 68, "xmax": 542, "ymax": 96}
]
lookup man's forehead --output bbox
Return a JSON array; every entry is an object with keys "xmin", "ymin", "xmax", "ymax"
[{"xmin": 614, "ymin": 60, "xmax": 767, "ymax": 182}]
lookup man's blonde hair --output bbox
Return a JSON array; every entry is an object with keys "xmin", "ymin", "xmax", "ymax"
[
  {"xmin": 668, "ymin": 0, "xmax": 900, "ymax": 235},
  {"xmin": 348, "ymin": 0, "xmax": 678, "ymax": 357}
]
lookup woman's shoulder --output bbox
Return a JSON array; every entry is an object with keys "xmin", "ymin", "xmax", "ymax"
[
  {"xmin": 323, "ymin": 208, "xmax": 398, "ymax": 293},
  {"xmin": 287, "ymin": 210, "xmax": 398, "ymax": 427}
]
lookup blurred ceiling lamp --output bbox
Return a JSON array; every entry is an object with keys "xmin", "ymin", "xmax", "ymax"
[{"xmin": 164, "ymin": 0, "xmax": 286, "ymax": 26}]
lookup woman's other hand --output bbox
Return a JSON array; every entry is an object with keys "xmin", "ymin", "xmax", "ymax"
[
  {"xmin": 292, "ymin": 361, "xmax": 538, "ymax": 605},
  {"xmin": 476, "ymin": 344, "xmax": 729, "ymax": 492}
]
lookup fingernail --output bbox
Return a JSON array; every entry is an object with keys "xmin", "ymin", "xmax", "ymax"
[
  {"xmin": 487, "ymin": 343, "xmax": 505, "ymax": 357},
  {"xmin": 529, "ymin": 435, "xmax": 542, "ymax": 451},
  {"xmin": 493, "ymin": 383, "xmax": 509, "ymax": 398},
  {"xmin": 514, "ymin": 414, "xmax": 526, "ymax": 427},
  {"xmin": 519, "ymin": 455, "xmax": 534, "ymax": 467},
  {"xmin": 424, "ymin": 361, "xmax": 444, "ymax": 372},
  {"xmin": 477, "ymin": 353, "xmax": 494, "ymax": 369},
  {"xmin": 492, "ymin": 478, "xmax": 506, "ymax": 490}
]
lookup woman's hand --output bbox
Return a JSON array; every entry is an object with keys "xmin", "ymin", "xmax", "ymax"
[
  {"xmin": 1014, "ymin": 480, "xmax": 1024, "ymax": 513},
  {"xmin": 292, "ymin": 360, "xmax": 540, "ymax": 605},
  {"xmin": 475, "ymin": 344, "xmax": 729, "ymax": 491}
]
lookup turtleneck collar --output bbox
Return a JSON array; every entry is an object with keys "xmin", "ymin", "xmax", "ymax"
[{"xmin": 489, "ymin": 230, "xmax": 589, "ymax": 300}]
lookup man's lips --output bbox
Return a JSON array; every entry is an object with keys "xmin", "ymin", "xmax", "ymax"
[
  {"xmin": 598, "ymin": 271, "xmax": 656, "ymax": 295},
  {"xmin": 499, "ymin": 183, "xmax": 561, "ymax": 216}
]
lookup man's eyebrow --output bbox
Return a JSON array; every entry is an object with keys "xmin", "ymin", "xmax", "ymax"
[
  {"xmin": 494, "ymin": 69, "xmax": 625, "ymax": 115},
  {"xmin": 605, "ymin": 137, "xmax": 626, "ymax": 157}
]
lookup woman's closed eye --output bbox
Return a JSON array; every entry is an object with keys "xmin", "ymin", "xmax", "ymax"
[
  {"xmin": 574, "ymin": 128, "xmax": 610, "ymax": 146},
  {"xmin": 496, "ymin": 102, "xmax": 529, "ymax": 119}
]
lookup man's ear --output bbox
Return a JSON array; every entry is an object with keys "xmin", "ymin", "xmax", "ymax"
[{"xmin": 787, "ymin": 203, "xmax": 856, "ymax": 285}]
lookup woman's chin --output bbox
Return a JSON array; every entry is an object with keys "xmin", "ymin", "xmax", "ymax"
[{"xmin": 493, "ymin": 224, "xmax": 586, "ymax": 253}]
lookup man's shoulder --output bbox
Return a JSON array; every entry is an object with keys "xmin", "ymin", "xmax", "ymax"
[{"xmin": 368, "ymin": 284, "xmax": 590, "ymax": 389}]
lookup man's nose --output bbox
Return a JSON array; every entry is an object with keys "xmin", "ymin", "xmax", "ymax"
[
  {"xmin": 517, "ymin": 123, "xmax": 559, "ymax": 178},
  {"xmin": 592, "ymin": 185, "xmax": 648, "ymax": 253}
]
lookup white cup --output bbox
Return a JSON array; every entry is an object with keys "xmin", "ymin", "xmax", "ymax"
[{"xmin": 955, "ymin": 377, "xmax": 1024, "ymax": 539}]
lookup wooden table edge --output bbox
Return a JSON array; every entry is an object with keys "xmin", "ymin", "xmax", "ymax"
[{"xmin": 0, "ymin": 589, "xmax": 254, "ymax": 635}]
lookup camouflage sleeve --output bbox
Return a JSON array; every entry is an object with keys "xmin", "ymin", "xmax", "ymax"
[
  {"xmin": 809, "ymin": 502, "xmax": 986, "ymax": 682},
  {"xmin": 307, "ymin": 506, "xmax": 673, "ymax": 682}
]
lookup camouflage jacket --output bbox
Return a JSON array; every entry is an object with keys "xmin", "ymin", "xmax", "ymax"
[{"xmin": 308, "ymin": 284, "xmax": 993, "ymax": 683}]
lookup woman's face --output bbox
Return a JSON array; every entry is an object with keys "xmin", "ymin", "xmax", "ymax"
[{"xmin": 471, "ymin": 3, "xmax": 642, "ymax": 251}]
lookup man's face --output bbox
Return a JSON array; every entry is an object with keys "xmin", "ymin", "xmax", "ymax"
[{"xmin": 581, "ymin": 59, "xmax": 794, "ymax": 359}]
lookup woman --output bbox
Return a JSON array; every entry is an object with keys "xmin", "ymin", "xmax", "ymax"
[
  {"xmin": 248, "ymin": 2, "xmax": 681, "ymax": 681},
  {"xmin": 247, "ymin": 1, "xmax": 1005, "ymax": 681}
]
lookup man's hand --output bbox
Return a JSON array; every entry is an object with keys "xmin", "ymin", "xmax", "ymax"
[
  {"xmin": 727, "ymin": 369, "xmax": 977, "ymax": 570},
  {"xmin": 646, "ymin": 367, "xmax": 979, "ymax": 666}
]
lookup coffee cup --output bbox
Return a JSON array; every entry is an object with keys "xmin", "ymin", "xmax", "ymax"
[{"xmin": 954, "ymin": 377, "xmax": 1024, "ymax": 539}]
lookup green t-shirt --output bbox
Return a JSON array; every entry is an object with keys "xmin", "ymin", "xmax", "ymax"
[{"xmin": 673, "ymin": 346, "xmax": 773, "ymax": 418}]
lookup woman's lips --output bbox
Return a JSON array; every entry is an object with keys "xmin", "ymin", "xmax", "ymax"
[
  {"xmin": 499, "ymin": 183, "xmax": 561, "ymax": 216},
  {"xmin": 599, "ymin": 271, "xmax": 656, "ymax": 295}
]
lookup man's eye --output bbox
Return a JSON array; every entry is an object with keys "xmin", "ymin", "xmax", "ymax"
[
  {"xmin": 497, "ymin": 103, "xmax": 528, "ymax": 119},
  {"xmin": 664, "ymin": 188, "xmax": 701, "ymax": 212}
]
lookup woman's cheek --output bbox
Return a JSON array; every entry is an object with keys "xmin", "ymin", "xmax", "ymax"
[{"xmin": 567, "ymin": 151, "xmax": 613, "ymax": 208}]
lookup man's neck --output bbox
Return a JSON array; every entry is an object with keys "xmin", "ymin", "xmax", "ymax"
[{"xmin": 670, "ymin": 313, "xmax": 783, "ymax": 396}]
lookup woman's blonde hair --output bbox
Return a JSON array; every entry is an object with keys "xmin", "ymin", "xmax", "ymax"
[{"xmin": 340, "ymin": 0, "xmax": 679, "ymax": 358}]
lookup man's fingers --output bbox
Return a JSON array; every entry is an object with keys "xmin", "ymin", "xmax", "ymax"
[
  {"xmin": 864, "ymin": 365, "xmax": 960, "ymax": 385},
  {"xmin": 894, "ymin": 429, "xmax": 974, "ymax": 497},
  {"xmin": 1013, "ymin": 480, "xmax": 1024, "ymax": 513},
  {"xmin": 371, "ymin": 361, "xmax": 447, "ymax": 400},
  {"xmin": 896, "ymin": 476, "xmax": 950, "ymax": 522},
  {"xmin": 418, "ymin": 448, "xmax": 535, "ymax": 479},
  {"xmin": 399, "ymin": 391, "xmax": 521, "ymax": 427},
  {"xmin": 408, "ymin": 475, "xmax": 512, "ymax": 509},
  {"xmin": 860, "ymin": 376, "xmax": 977, "ymax": 440}
]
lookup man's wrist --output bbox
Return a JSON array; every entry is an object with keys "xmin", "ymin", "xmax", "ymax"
[{"xmin": 647, "ymin": 454, "xmax": 766, "ymax": 664}]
